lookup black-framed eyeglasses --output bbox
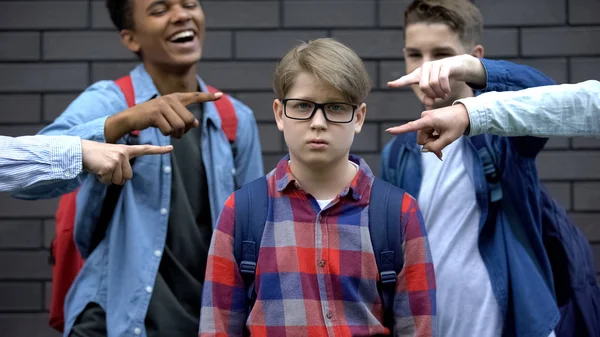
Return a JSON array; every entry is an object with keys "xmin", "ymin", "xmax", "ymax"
[{"xmin": 282, "ymin": 99, "xmax": 357, "ymax": 124}]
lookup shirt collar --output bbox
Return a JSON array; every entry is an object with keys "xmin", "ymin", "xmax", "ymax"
[{"xmin": 274, "ymin": 154, "xmax": 374, "ymax": 201}]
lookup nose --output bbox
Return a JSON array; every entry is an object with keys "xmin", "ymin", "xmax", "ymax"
[
  {"xmin": 310, "ymin": 107, "xmax": 328, "ymax": 130},
  {"xmin": 170, "ymin": 5, "xmax": 192, "ymax": 24}
]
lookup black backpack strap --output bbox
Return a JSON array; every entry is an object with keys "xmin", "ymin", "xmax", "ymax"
[
  {"xmin": 89, "ymin": 133, "xmax": 140, "ymax": 253},
  {"xmin": 233, "ymin": 176, "xmax": 269, "ymax": 314},
  {"xmin": 369, "ymin": 178, "xmax": 406, "ymax": 330}
]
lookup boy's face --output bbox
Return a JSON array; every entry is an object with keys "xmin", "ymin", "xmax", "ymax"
[
  {"xmin": 403, "ymin": 23, "xmax": 479, "ymax": 109},
  {"xmin": 273, "ymin": 72, "xmax": 366, "ymax": 169},
  {"xmin": 123, "ymin": 0, "xmax": 205, "ymax": 68}
]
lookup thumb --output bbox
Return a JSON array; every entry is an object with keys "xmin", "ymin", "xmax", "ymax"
[{"xmin": 127, "ymin": 144, "xmax": 174, "ymax": 159}]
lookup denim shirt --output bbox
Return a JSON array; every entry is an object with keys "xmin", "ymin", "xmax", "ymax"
[
  {"xmin": 458, "ymin": 80, "xmax": 600, "ymax": 138},
  {"xmin": 381, "ymin": 59, "xmax": 560, "ymax": 337},
  {"xmin": 12, "ymin": 64, "xmax": 264, "ymax": 337}
]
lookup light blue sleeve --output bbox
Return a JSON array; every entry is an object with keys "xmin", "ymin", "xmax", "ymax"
[
  {"xmin": 0, "ymin": 135, "xmax": 82, "ymax": 192},
  {"xmin": 460, "ymin": 80, "xmax": 600, "ymax": 138},
  {"xmin": 12, "ymin": 81, "xmax": 128, "ymax": 200}
]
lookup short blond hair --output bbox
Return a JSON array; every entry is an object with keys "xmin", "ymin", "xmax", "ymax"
[
  {"xmin": 273, "ymin": 38, "xmax": 371, "ymax": 104},
  {"xmin": 405, "ymin": 0, "xmax": 483, "ymax": 47}
]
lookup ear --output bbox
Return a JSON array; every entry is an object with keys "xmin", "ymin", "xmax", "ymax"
[
  {"xmin": 273, "ymin": 99, "xmax": 285, "ymax": 132},
  {"xmin": 120, "ymin": 29, "xmax": 141, "ymax": 54},
  {"xmin": 353, "ymin": 103, "xmax": 367, "ymax": 134},
  {"xmin": 471, "ymin": 44, "xmax": 484, "ymax": 59}
]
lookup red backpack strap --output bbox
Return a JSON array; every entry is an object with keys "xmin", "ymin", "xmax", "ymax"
[
  {"xmin": 206, "ymin": 85, "xmax": 237, "ymax": 143},
  {"xmin": 114, "ymin": 75, "xmax": 140, "ymax": 136}
]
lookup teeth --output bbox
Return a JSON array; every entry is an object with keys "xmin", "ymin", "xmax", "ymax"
[{"xmin": 169, "ymin": 30, "xmax": 194, "ymax": 41}]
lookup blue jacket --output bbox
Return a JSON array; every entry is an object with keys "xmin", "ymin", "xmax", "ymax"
[
  {"xmin": 13, "ymin": 64, "xmax": 264, "ymax": 337},
  {"xmin": 381, "ymin": 59, "xmax": 559, "ymax": 337}
]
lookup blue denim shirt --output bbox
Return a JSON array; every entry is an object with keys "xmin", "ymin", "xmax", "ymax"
[
  {"xmin": 13, "ymin": 64, "xmax": 264, "ymax": 337},
  {"xmin": 381, "ymin": 59, "xmax": 560, "ymax": 337}
]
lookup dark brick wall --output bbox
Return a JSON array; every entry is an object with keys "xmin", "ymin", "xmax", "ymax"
[{"xmin": 0, "ymin": 1, "xmax": 598, "ymax": 335}]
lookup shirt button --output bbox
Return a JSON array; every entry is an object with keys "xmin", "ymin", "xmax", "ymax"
[
  {"xmin": 326, "ymin": 312, "xmax": 332, "ymax": 319},
  {"xmin": 64, "ymin": 169, "xmax": 71, "ymax": 176},
  {"xmin": 145, "ymin": 286, "xmax": 153, "ymax": 293},
  {"xmin": 134, "ymin": 328, "xmax": 142, "ymax": 335},
  {"xmin": 231, "ymin": 168, "xmax": 236, "ymax": 175},
  {"xmin": 163, "ymin": 166, "xmax": 172, "ymax": 174},
  {"xmin": 319, "ymin": 260, "xmax": 326, "ymax": 267},
  {"xmin": 154, "ymin": 250, "xmax": 162, "ymax": 257},
  {"xmin": 160, "ymin": 208, "xmax": 168, "ymax": 216}
]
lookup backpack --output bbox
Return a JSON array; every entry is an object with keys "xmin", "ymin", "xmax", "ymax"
[
  {"xmin": 47, "ymin": 74, "xmax": 239, "ymax": 332},
  {"xmin": 383, "ymin": 133, "xmax": 600, "ymax": 337},
  {"xmin": 232, "ymin": 175, "xmax": 407, "ymax": 334}
]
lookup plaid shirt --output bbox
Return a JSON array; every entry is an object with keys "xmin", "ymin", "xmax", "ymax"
[{"xmin": 200, "ymin": 155, "xmax": 436, "ymax": 337}]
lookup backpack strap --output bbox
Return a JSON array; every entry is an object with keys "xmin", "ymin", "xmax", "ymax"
[
  {"xmin": 385, "ymin": 134, "xmax": 409, "ymax": 187},
  {"xmin": 369, "ymin": 178, "xmax": 406, "ymax": 329},
  {"xmin": 206, "ymin": 85, "xmax": 238, "ymax": 143},
  {"xmin": 88, "ymin": 75, "xmax": 139, "ymax": 253},
  {"xmin": 233, "ymin": 176, "xmax": 269, "ymax": 313},
  {"xmin": 470, "ymin": 135, "xmax": 502, "ymax": 203}
]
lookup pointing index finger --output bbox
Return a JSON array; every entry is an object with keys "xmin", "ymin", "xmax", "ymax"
[
  {"xmin": 387, "ymin": 68, "xmax": 421, "ymax": 88},
  {"xmin": 127, "ymin": 144, "xmax": 174, "ymax": 159},
  {"xmin": 176, "ymin": 91, "xmax": 223, "ymax": 106}
]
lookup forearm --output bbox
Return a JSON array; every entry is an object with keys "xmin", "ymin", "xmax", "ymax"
[
  {"xmin": 0, "ymin": 135, "xmax": 82, "ymax": 193},
  {"xmin": 460, "ymin": 80, "xmax": 600, "ymax": 137}
]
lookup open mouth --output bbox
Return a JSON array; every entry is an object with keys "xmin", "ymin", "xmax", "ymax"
[{"xmin": 168, "ymin": 30, "xmax": 196, "ymax": 43}]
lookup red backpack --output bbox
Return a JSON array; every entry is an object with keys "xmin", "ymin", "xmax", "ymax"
[{"xmin": 48, "ymin": 75, "xmax": 238, "ymax": 332}]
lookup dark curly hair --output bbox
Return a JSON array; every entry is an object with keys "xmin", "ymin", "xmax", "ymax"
[{"xmin": 105, "ymin": 0, "xmax": 135, "ymax": 31}]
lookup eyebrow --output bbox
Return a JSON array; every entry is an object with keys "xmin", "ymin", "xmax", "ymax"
[{"xmin": 405, "ymin": 47, "xmax": 457, "ymax": 54}]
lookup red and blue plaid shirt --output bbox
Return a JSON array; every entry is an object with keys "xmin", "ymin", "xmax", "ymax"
[{"xmin": 200, "ymin": 155, "xmax": 436, "ymax": 337}]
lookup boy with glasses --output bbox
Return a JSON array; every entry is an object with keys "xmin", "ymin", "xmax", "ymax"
[{"xmin": 199, "ymin": 38, "xmax": 437, "ymax": 337}]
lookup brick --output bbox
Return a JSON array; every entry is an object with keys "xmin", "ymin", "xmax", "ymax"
[
  {"xmin": 351, "ymin": 123, "xmax": 379, "ymax": 152},
  {"xmin": 505, "ymin": 58, "xmax": 568, "ymax": 84},
  {"xmin": 522, "ymin": 27, "xmax": 600, "ymax": 56},
  {"xmin": 477, "ymin": 0, "xmax": 565, "ymax": 26},
  {"xmin": 0, "ymin": 251, "xmax": 51, "ymax": 280},
  {"xmin": 0, "ymin": 33, "xmax": 40, "ymax": 61},
  {"xmin": 364, "ymin": 62, "xmax": 378, "ymax": 90},
  {"xmin": 0, "ymin": 1, "xmax": 88, "ymax": 29},
  {"xmin": 574, "ymin": 183, "xmax": 600, "ymax": 211},
  {"xmin": 258, "ymin": 123, "xmax": 283, "ymax": 153},
  {"xmin": 203, "ymin": 31, "xmax": 233, "ymax": 60},
  {"xmin": 543, "ymin": 182, "xmax": 571, "ymax": 210},
  {"xmin": 197, "ymin": 62, "xmax": 277, "ymax": 91},
  {"xmin": 379, "ymin": 0, "xmax": 411, "ymax": 27},
  {"xmin": 284, "ymin": 1, "xmax": 376, "ymax": 28},
  {"xmin": 545, "ymin": 137, "xmax": 570, "ymax": 150},
  {"xmin": 481, "ymin": 29, "xmax": 519, "ymax": 58},
  {"xmin": 0, "ymin": 314, "xmax": 61, "ymax": 337},
  {"xmin": 91, "ymin": 62, "xmax": 137, "ymax": 83},
  {"xmin": 0, "ymin": 95, "xmax": 41, "ymax": 123},
  {"xmin": 0, "ymin": 63, "xmax": 88, "ymax": 93},
  {"xmin": 571, "ymin": 57, "xmax": 600, "ymax": 82},
  {"xmin": 366, "ymin": 91, "xmax": 423, "ymax": 121},
  {"xmin": 379, "ymin": 61, "xmax": 406, "ymax": 89},
  {"xmin": 43, "ymin": 93, "xmax": 79, "ymax": 122},
  {"xmin": 0, "ymin": 282, "xmax": 43, "ymax": 311},
  {"xmin": 43, "ymin": 32, "xmax": 134, "ymax": 61},
  {"xmin": 536, "ymin": 151, "xmax": 600, "ymax": 180},
  {"xmin": 235, "ymin": 31, "xmax": 328, "ymax": 59},
  {"xmin": 569, "ymin": 213, "xmax": 600, "ymax": 242},
  {"xmin": 0, "ymin": 220, "xmax": 42, "ymax": 249},
  {"xmin": 236, "ymin": 92, "xmax": 277, "ymax": 122},
  {"xmin": 43, "ymin": 220, "xmax": 56, "ymax": 249},
  {"xmin": 331, "ymin": 30, "xmax": 404, "ymax": 59},
  {"xmin": 569, "ymin": 0, "xmax": 600, "ymax": 24},
  {"xmin": 0, "ymin": 193, "xmax": 60, "ymax": 218},
  {"xmin": 91, "ymin": 0, "xmax": 112, "ymax": 29},
  {"xmin": 203, "ymin": 1, "xmax": 279, "ymax": 29},
  {"xmin": 0, "ymin": 125, "xmax": 45, "ymax": 137},
  {"xmin": 573, "ymin": 137, "xmax": 600, "ymax": 149},
  {"xmin": 45, "ymin": 281, "xmax": 52, "ymax": 311}
]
